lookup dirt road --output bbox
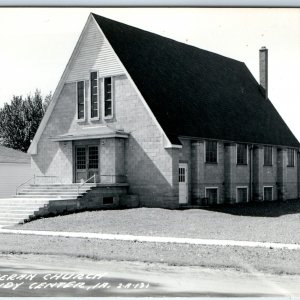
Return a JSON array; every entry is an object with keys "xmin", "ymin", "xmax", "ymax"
[{"xmin": 0, "ymin": 254, "xmax": 299, "ymax": 297}]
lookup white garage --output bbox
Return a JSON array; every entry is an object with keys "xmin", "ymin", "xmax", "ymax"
[{"xmin": 0, "ymin": 145, "xmax": 33, "ymax": 198}]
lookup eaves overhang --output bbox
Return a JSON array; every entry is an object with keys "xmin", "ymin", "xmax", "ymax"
[
  {"xmin": 50, "ymin": 125, "xmax": 129, "ymax": 142},
  {"xmin": 51, "ymin": 132, "xmax": 128, "ymax": 142}
]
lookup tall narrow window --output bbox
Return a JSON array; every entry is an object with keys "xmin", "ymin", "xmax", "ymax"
[
  {"xmin": 237, "ymin": 144, "xmax": 248, "ymax": 165},
  {"xmin": 287, "ymin": 148, "xmax": 295, "ymax": 167},
  {"xmin": 77, "ymin": 81, "xmax": 85, "ymax": 120},
  {"xmin": 90, "ymin": 71, "xmax": 98, "ymax": 118},
  {"xmin": 264, "ymin": 146, "xmax": 273, "ymax": 166},
  {"xmin": 104, "ymin": 77, "xmax": 113, "ymax": 118},
  {"xmin": 205, "ymin": 141, "xmax": 218, "ymax": 163}
]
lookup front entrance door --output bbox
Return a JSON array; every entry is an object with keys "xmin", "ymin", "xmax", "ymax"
[
  {"xmin": 179, "ymin": 163, "xmax": 188, "ymax": 204},
  {"xmin": 75, "ymin": 145, "xmax": 99, "ymax": 183}
]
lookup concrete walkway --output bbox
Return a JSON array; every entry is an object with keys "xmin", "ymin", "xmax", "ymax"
[{"xmin": 0, "ymin": 228, "xmax": 300, "ymax": 250}]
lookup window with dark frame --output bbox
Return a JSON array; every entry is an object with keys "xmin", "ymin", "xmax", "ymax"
[
  {"xmin": 90, "ymin": 71, "xmax": 98, "ymax": 118},
  {"xmin": 264, "ymin": 187, "xmax": 273, "ymax": 201},
  {"xmin": 264, "ymin": 146, "xmax": 273, "ymax": 166},
  {"xmin": 76, "ymin": 147, "xmax": 86, "ymax": 170},
  {"xmin": 77, "ymin": 81, "xmax": 85, "ymax": 120},
  {"xmin": 287, "ymin": 148, "xmax": 295, "ymax": 167},
  {"xmin": 88, "ymin": 146, "xmax": 99, "ymax": 169},
  {"xmin": 205, "ymin": 141, "xmax": 218, "ymax": 163},
  {"xmin": 104, "ymin": 77, "xmax": 112, "ymax": 118},
  {"xmin": 206, "ymin": 188, "xmax": 218, "ymax": 203},
  {"xmin": 237, "ymin": 144, "xmax": 247, "ymax": 165},
  {"xmin": 237, "ymin": 187, "xmax": 248, "ymax": 202}
]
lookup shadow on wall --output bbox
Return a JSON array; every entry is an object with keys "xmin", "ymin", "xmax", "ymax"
[
  {"xmin": 202, "ymin": 198, "xmax": 300, "ymax": 217},
  {"xmin": 125, "ymin": 136, "xmax": 178, "ymax": 208},
  {"xmin": 32, "ymin": 83, "xmax": 80, "ymax": 176}
]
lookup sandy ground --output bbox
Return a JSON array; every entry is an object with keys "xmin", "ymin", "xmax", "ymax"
[
  {"xmin": 0, "ymin": 253, "xmax": 299, "ymax": 297},
  {"xmin": 13, "ymin": 204, "xmax": 300, "ymax": 244}
]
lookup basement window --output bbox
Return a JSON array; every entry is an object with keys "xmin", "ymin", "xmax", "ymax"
[
  {"xmin": 104, "ymin": 77, "xmax": 113, "ymax": 119},
  {"xmin": 205, "ymin": 188, "xmax": 218, "ymax": 204},
  {"xmin": 287, "ymin": 148, "xmax": 295, "ymax": 167},
  {"xmin": 103, "ymin": 196, "xmax": 114, "ymax": 205},
  {"xmin": 90, "ymin": 71, "xmax": 99, "ymax": 119},
  {"xmin": 237, "ymin": 144, "xmax": 248, "ymax": 165},
  {"xmin": 263, "ymin": 187, "xmax": 273, "ymax": 201},
  {"xmin": 264, "ymin": 146, "xmax": 273, "ymax": 166},
  {"xmin": 77, "ymin": 81, "xmax": 85, "ymax": 120},
  {"xmin": 237, "ymin": 187, "xmax": 248, "ymax": 203},
  {"xmin": 205, "ymin": 141, "xmax": 218, "ymax": 163}
]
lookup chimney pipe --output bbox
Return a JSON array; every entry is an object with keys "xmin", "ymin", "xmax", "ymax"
[{"xmin": 259, "ymin": 46, "xmax": 268, "ymax": 99}]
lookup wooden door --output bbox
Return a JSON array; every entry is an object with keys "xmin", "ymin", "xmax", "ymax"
[
  {"xmin": 75, "ymin": 145, "xmax": 99, "ymax": 183},
  {"xmin": 179, "ymin": 163, "xmax": 188, "ymax": 204},
  {"xmin": 87, "ymin": 145, "xmax": 99, "ymax": 182}
]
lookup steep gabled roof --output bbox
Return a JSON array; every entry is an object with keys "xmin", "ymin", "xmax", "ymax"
[
  {"xmin": 93, "ymin": 13, "xmax": 299, "ymax": 148},
  {"xmin": 0, "ymin": 145, "xmax": 30, "ymax": 164}
]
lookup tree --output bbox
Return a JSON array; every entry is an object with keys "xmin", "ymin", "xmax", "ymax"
[
  {"xmin": 43, "ymin": 91, "xmax": 52, "ymax": 112},
  {"xmin": 0, "ymin": 90, "xmax": 52, "ymax": 152}
]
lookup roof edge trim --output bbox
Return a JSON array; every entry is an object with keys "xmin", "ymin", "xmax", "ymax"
[
  {"xmin": 178, "ymin": 136, "xmax": 300, "ymax": 149},
  {"xmin": 164, "ymin": 144, "xmax": 183, "ymax": 149},
  {"xmin": 51, "ymin": 133, "xmax": 129, "ymax": 142}
]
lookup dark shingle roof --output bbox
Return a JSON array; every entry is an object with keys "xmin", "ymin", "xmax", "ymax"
[
  {"xmin": 0, "ymin": 145, "xmax": 31, "ymax": 164},
  {"xmin": 93, "ymin": 13, "xmax": 299, "ymax": 148}
]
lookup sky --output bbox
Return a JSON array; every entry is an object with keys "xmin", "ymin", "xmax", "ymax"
[{"xmin": 0, "ymin": 8, "xmax": 300, "ymax": 139}]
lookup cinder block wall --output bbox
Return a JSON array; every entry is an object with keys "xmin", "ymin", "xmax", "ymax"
[
  {"xmin": 178, "ymin": 139, "xmax": 192, "ymax": 203},
  {"xmin": 182, "ymin": 140, "xmax": 299, "ymax": 204},
  {"xmin": 287, "ymin": 159, "xmax": 298, "ymax": 199},
  {"xmin": 223, "ymin": 143, "xmax": 250, "ymax": 204},
  {"xmin": 113, "ymin": 75, "xmax": 179, "ymax": 208},
  {"xmin": 184, "ymin": 140, "xmax": 225, "ymax": 204},
  {"xmin": 100, "ymin": 138, "xmax": 116, "ymax": 182},
  {"xmin": 32, "ymin": 74, "xmax": 179, "ymax": 207},
  {"xmin": 203, "ymin": 142, "xmax": 225, "ymax": 203},
  {"xmin": 263, "ymin": 146, "xmax": 277, "ymax": 200},
  {"xmin": 31, "ymin": 83, "xmax": 76, "ymax": 183}
]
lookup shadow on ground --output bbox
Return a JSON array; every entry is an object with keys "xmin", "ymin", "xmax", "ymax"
[{"xmin": 202, "ymin": 198, "xmax": 300, "ymax": 217}]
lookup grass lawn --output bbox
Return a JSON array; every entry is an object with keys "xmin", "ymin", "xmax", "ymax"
[
  {"xmin": 12, "ymin": 199, "xmax": 300, "ymax": 244},
  {"xmin": 1, "ymin": 233, "xmax": 300, "ymax": 275}
]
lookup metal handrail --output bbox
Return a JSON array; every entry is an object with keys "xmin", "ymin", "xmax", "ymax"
[
  {"xmin": 16, "ymin": 175, "xmax": 35, "ymax": 195},
  {"xmin": 77, "ymin": 174, "xmax": 96, "ymax": 195},
  {"xmin": 16, "ymin": 175, "xmax": 64, "ymax": 195}
]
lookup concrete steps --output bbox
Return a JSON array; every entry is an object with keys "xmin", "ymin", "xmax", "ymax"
[
  {"xmin": 0, "ymin": 219, "xmax": 21, "ymax": 226},
  {"xmin": 0, "ymin": 212, "xmax": 33, "ymax": 218},
  {"xmin": 0, "ymin": 184, "xmax": 95, "ymax": 227},
  {"xmin": 28, "ymin": 184, "xmax": 96, "ymax": 189},
  {"xmin": 14, "ymin": 192, "xmax": 83, "ymax": 199},
  {"xmin": 0, "ymin": 198, "xmax": 50, "ymax": 227},
  {"xmin": 21, "ymin": 189, "xmax": 91, "ymax": 193},
  {"xmin": 0, "ymin": 199, "xmax": 50, "ymax": 205}
]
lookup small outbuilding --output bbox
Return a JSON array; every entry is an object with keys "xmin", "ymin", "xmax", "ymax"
[{"xmin": 0, "ymin": 145, "xmax": 33, "ymax": 198}]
